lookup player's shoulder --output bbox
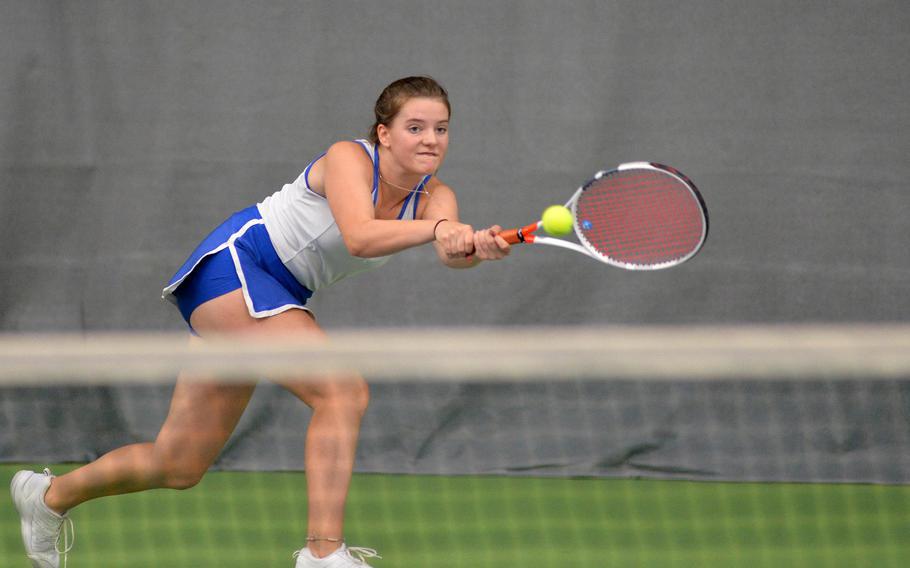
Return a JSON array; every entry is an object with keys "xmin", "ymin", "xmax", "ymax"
[
  {"xmin": 325, "ymin": 140, "xmax": 368, "ymax": 157},
  {"xmin": 324, "ymin": 140, "xmax": 373, "ymax": 170},
  {"xmin": 426, "ymin": 176, "xmax": 453, "ymax": 197},
  {"xmin": 417, "ymin": 176, "xmax": 455, "ymax": 219}
]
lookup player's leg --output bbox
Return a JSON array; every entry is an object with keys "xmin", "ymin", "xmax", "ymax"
[
  {"xmin": 219, "ymin": 305, "xmax": 370, "ymax": 559},
  {"xmin": 12, "ymin": 373, "xmax": 256, "ymax": 567},
  {"xmin": 43, "ymin": 291, "xmax": 261, "ymax": 513},
  {"xmin": 12, "ymin": 291, "xmax": 259, "ymax": 567},
  {"xmin": 43, "ymin": 377, "xmax": 256, "ymax": 512},
  {"xmin": 280, "ymin": 367, "xmax": 369, "ymax": 559}
]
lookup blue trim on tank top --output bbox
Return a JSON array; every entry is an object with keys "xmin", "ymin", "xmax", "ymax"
[
  {"xmin": 396, "ymin": 191, "xmax": 415, "ymax": 220},
  {"xmin": 411, "ymin": 175, "xmax": 431, "ymax": 218},
  {"xmin": 300, "ymin": 140, "xmax": 421, "ymax": 219},
  {"xmin": 303, "ymin": 151, "xmax": 327, "ymax": 189},
  {"xmin": 370, "ymin": 144, "xmax": 380, "ymax": 205}
]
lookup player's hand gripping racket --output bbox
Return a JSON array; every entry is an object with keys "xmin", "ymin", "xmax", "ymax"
[{"xmin": 500, "ymin": 162, "xmax": 709, "ymax": 269}]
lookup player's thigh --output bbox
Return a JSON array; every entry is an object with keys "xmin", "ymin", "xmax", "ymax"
[
  {"xmin": 155, "ymin": 291, "xmax": 262, "ymax": 464},
  {"xmin": 190, "ymin": 288, "xmax": 323, "ymax": 337},
  {"xmin": 188, "ymin": 288, "xmax": 366, "ymax": 411},
  {"xmin": 155, "ymin": 355, "xmax": 257, "ymax": 467},
  {"xmin": 253, "ymin": 310, "xmax": 369, "ymax": 411},
  {"xmin": 201, "ymin": 293, "xmax": 368, "ymax": 409}
]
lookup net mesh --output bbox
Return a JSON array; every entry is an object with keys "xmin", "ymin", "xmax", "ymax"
[
  {"xmin": 2, "ymin": 325, "xmax": 909, "ymax": 567},
  {"xmin": 575, "ymin": 168, "xmax": 706, "ymax": 267}
]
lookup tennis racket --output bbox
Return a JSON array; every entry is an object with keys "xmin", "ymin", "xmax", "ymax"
[{"xmin": 500, "ymin": 162, "xmax": 709, "ymax": 270}]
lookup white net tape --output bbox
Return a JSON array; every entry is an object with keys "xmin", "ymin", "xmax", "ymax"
[{"xmin": 2, "ymin": 324, "xmax": 909, "ymax": 384}]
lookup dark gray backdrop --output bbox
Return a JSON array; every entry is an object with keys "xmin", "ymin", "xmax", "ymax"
[{"xmin": 2, "ymin": 1, "xmax": 909, "ymax": 482}]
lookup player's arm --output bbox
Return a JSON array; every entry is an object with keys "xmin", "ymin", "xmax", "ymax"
[
  {"xmin": 421, "ymin": 183, "xmax": 509, "ymax": 268},
  {"xmin": 324, "ymin": 141, "xmax": 453, "ymax": 258}
]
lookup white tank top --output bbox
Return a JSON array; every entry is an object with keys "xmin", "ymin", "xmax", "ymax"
[{"xmin": 257, "ymin": 139, "xmax": 430, "ymax": 292}]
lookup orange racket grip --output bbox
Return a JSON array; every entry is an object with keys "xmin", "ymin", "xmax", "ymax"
[{"xmin": 500, "ymin": 222, "xmax": 540, "ymax": 245}]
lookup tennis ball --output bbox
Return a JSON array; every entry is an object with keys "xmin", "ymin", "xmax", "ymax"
[{"xmin": 541, "ymin": 205, "xmax": 574, "ymax": 236}]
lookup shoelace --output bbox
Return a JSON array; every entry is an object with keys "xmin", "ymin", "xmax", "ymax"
[
  {"xmin": 55, "ymin": 517, "xmax": 75, "ymax": 568},
  {"xmin": 345, "ymin": 547, "xmax": 381, "ymax": 564},
  {"xmin": 43, "ymin": 469, "xmax": 74, "ymax": 568}
]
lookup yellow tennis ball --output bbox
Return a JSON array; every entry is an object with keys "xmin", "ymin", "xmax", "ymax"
[{"xmin": 541, "ymin": 205, "xmax": 574, "ymax": 236}]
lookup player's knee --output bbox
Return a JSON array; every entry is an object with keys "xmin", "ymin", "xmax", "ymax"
[
  {"xmin": 162, "ymin": 466, "xmax": 206, "ymax": 490},
  {"xmin": 333, "ymin": 375, "xmax": 370, "ymax": 417},
  {"xmin": 349, "ymin": 377, "xmax": 370, "ymax": 416},
  {"xmin": 159, "ymin": 458, "xmax": 208, "ymax": 490},
  {"xmin": 313, "ymin": 375, "xmax": 370, "ymax": 416}
]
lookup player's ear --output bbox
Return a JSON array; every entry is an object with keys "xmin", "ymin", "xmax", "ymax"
[{"xmin": 377, "ymin": 123, "xmax": 391, "ymax": 148}]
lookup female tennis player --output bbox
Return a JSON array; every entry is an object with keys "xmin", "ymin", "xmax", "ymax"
[{"xmin": 11, "ymin": 76, "xmax": 510, "ymax": 568}]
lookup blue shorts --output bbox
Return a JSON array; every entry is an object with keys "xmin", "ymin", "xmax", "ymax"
[{"xmin": 162, "ymin": 205, "xmax": 313, "ymax": 329}]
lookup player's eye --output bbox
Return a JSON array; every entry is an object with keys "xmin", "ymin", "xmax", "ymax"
[
  {"xmin": 407, "ymin": 125, "xmax": 421, "ymax": 134},
  {"xmin": 436, "ymin": 126, "xmax": 448, "ymax": 135}
]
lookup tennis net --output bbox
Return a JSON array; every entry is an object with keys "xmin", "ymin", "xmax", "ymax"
[{"xmin": 1, "ymin": 324, "xmax": 908, "ymax": 567}]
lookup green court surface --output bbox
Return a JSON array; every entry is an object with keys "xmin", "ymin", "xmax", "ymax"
[{"xmin": 2, "ymin": 464, "xmax": 908, "ymax": 567}]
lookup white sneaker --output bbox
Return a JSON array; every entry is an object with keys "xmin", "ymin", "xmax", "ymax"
[
  {"xmin": 293, "ymin": 543, "xmax": 381, "ymax": 567},
  {"xmin": 10, "ymin": 469, "xmax": 74, "ymax": 568}
]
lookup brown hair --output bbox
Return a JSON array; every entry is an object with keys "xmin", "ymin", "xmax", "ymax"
[{"xmin": 368, "ymin": 76, "xmax": 451, "ymax": 144}]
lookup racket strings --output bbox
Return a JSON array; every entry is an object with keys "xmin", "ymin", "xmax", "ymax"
[
  {"xmin": 579, "ymin": 205, "xmax": 701, "ymax": 260},
  {"xmin": 583, "ymin": 197, "xmax": 699, "ymax": 244},
  {"xmin": 576, "ymin": 170, "xmax": 705, "ymax": 266}
]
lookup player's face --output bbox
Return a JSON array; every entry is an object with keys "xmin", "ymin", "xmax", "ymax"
[{"xmin": 381, "ymin": 97, "xmax": 449, "ymax": 175}]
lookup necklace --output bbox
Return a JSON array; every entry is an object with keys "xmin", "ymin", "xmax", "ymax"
[{"xmin": 379, "ymin": 173, "xmax": 429, "ymax": 195}]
